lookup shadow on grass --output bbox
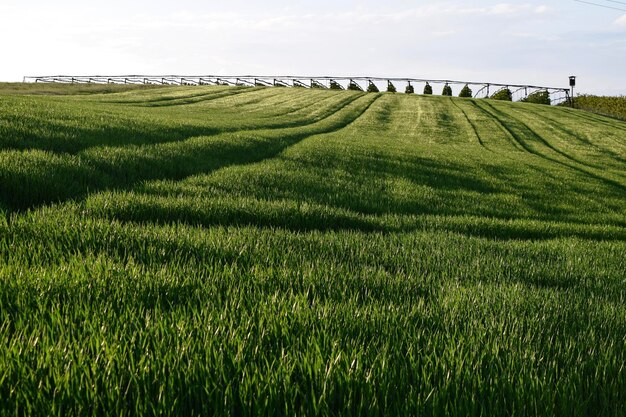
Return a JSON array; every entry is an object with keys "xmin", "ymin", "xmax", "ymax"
[
  {"xmin": 0, "ymin": 119, "xmax": 221, "ymax": 153},
  {"xmin": 476, "ymin": 100, "xmax": 626, "ymax": 194},
  {"xmin": 84, "ymin": 192, "xmax": 626, "ymax": 242},
  {"xmin": 0, "ymin": 91, "xmax": 363, "ymax": 154},
  {"xmin": 100, "ymin": 86, "xmax": 250, "ymax": 105},
  {"xmin": 0, "ymin": 82, "xmax": 162, "ymax": 95},
  {"xmin": 0, "ymin": 95, "xmax": 380, "ymax": 212}
]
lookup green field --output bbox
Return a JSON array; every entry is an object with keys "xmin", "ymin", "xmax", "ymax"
[{"xmin": 0, "ymin": 84, "xmax": 625, "ymax": 416}]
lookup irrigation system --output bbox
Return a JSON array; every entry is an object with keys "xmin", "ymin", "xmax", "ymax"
[{"xmin": 23, "ymin": 75, "xmax": 572, "ymax": 105}]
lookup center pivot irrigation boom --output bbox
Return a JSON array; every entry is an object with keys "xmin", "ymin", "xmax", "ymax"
[{"xmin": 23, "ymin": 75, "xmax": 573, "ymax": 105}]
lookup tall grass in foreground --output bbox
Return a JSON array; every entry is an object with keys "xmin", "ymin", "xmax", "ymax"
[{"xmin": 0, "ymin": 85, "xmax": 625, "ymax": 416}]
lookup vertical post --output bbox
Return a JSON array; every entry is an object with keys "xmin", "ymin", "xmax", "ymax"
[{"xmin": 569, "ymin": 76, "xmax": 576, "ymax": 108}]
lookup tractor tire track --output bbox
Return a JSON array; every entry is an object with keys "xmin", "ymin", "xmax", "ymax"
[
  {"xmin": 207, "ymin": 94, "xmax": 383, "ymax": 175},
  {"xmin": 246, "ymin": 90, "xmax": 331, "ymax": 116},
  {"xmin": 448, "ymin": 98, "xmax": 489, "ymax": 150},
  {"xmin": 254, "ymin": 93, "xmax": 366, "ymax": 126},
  {"xmin": 471, "ymin": 101, "xmax": 531, "ymax": 152},
  {"xmin": 218, "ymin": 88, "xmax": 298, "ymax": 108},
  {"xmin": 103, "ymin": 87, "xmax": 250, "ymax": 106},
  {"xmin": 558, "ymin": 107, "xmax": 626, "ymax": 133},
  {"xmin": 490, "ymin": 102, "xmax": 609, "ymax": 170},
  {"xmin": 1, "ymin": 94, "xmax": 382, "ymax": 212},
  {"xmin": 477, "ymin": 101, "xmax": 626, "ymax": 193},
  {"xmin": 99, "ymin": 88, "xmax": 232, "ymax": 104},
  {"xmin": 142, "ymin": 87, "xmax": 282, "ymax": 108},
  {"xmin": 261, "ymin": 91, "xmax": 359, "ymax": 120},
  {"xmin": 0, "ymin": 91, "xmax": 366, "ymax": 155},
  {"xmin": 516, "ymin": 106, "xmax": 626, "ymax": 166}
]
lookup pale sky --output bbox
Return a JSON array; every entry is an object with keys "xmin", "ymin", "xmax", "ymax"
[{"xmin": 1, "ymin": 0, "xmax": 625, "ymax": 95}]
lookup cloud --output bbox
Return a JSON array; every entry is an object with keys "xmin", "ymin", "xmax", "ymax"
[
  {"xmin": 616, "ymin": 14, "xmax": 626, "ymax": 26},
  {"xmin": 346, "ymin": 4, "xmax": 537, "ymax": 20},
  {"xmin": 154, "ymin": 3, "xmax": 541, "ymax": 30},
  {"xmin": 431, "ymin": 30, "xmax": 457, "ymax": 38},
  {"xmin": 488, "ymin": 4, "xmax": 529, "ymax": 15},
  {"xmin": 534, "ymin": 5, "xmax": 551, "ymax": 14},
  {"xmin": 509, "ymin": 32, "xmax": 560, "ymax": 42}
]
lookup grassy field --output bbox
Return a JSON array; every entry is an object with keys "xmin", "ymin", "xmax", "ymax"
[{"xmin": 0, "ymin": 83, "xmax": 625, "ymax": 416}]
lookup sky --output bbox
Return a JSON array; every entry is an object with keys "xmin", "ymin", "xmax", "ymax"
[{"xmin": 1, "ymin": 0, "xmax": 625, "ymax": 95}]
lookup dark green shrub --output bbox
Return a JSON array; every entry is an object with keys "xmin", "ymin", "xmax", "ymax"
[
  {"xmin": 423, "ymin": 83, "xmax": 433, "ymax": 95},
  {"xmin": 310, "ymin": 80, "xmax": 326, "ymax": 89},
  {"xmin": 491, "ymin": 88, "xmax": 512, "ymax": 101},
  {"xmin": 459, "ymin": 84, "xmax": 473, "ymax": 98},
  {"xmin": 521, "ymin": 90, "xmax": 551, "ymax": 105},
  {"xmin": 560, "ymin": 94, "xmax": 626, "ymax": 119},
  {"xmin": 367, "ymin": 82, "xmax": 380, "ymax": 93},
  {"xmin": 329, "ymin": 81, "xmax": 343, "ymax": 90},
  {"xmin": 347, "ymin": 81, "xmax": 363, "ymax": 91},
  {"xmin": 387, "ymin": 81, "xmax": 397, "ymax": 93},
  {"xmin": 442, "ymin": 84, "xmax": 452, "ymax": 96},
  {"xmin": 405, "ymin": 84, "xmax": 415, "ymax": 94}
]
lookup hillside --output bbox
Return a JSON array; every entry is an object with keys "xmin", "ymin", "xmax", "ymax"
[{"xmin": 1, "ymin": 85, "xmax": 625, "ymax": 416}]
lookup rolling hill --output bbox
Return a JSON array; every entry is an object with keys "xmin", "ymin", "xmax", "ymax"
[{"xmin": 1, "ymin": 84, "xmax": 625, "ymax": 416}]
